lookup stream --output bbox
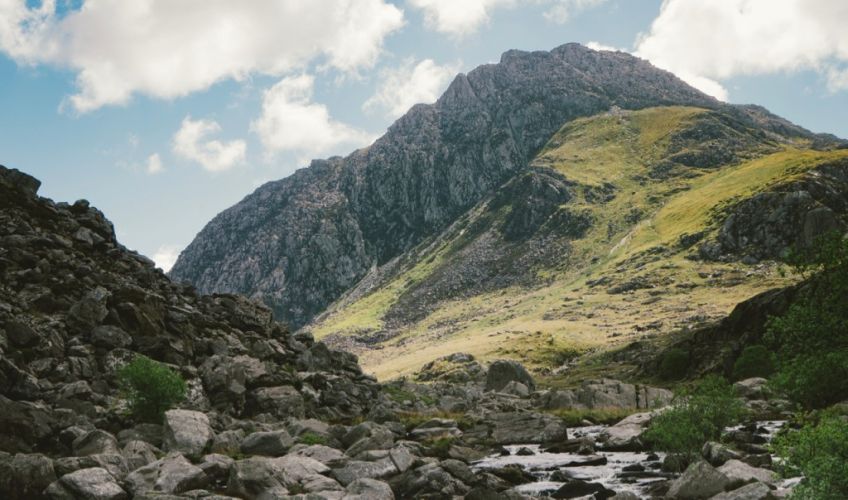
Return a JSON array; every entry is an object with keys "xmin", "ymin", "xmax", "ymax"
[{"xmin": 472, "ymin": 421, "xmax": 787, "ymax": 498}]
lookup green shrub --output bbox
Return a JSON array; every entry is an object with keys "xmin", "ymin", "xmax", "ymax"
[
  {"xmin": 732, "ymin": 345, "xmax": 776, "ymax": 380},
  {"xmin": 772, "ymin": 413, "xmax": 848, "ymax": 499},
  {"xmin": 643, "ymin": 375, "xmax": 745, "ymax": 458},
  {"xmin": 298, "ymin": 432, "xmax": 327, "ymax": 445},
  {"xmin": 771, "ymin": 352, "xmax": 848, "ymax": 409},
  {"xmin": 765, "ymin": 233, "xmax": 848, "ymax": 409},
  {"xmin": 118, "ymin": 355, "xmax": 186, "ymax": 423},
  {"xmin": 658, "ymin": 347, "xmax": 689, "ymax": 380}
]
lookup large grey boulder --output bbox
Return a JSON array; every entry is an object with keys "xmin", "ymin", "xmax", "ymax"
[
  {"xmin": 56, "ymin": 467, "xmax": 127, "ymax": 500},
  {"xmin": 245, "ymin": 386, "xmax": 305, "ymax": 419},
  {"xmin": 125, "ymin": 453, "xmax": 208, "ymax": 495},
  {"xmin": 542, "ymin": 379, "xmax": 672, "ymax": 410},
  {"xmin": 598, "ymin": 411, "xmax": 655, "ymax": 451},
  {"xmin": 484, "ymin": 411, "xmax": 568, "ymax": 445},
  {"xmin": 0, "ymin": 453, "xmax": 57, "ymax": 500},
  {"xmin": 343, "ymin": 478, "xmax": 395, "ymax": 500},
  {"xmin": 240, "ymin": 430, "xmax": 294, "ymax": 457},
  {"xmin": 227, "ymin": 455, "xmax": 333, "ymax": 498},
  {"xmin": 331, "ymin": 459, "xmax": 399, "ymax": 486},
  {"xmin": 667, "ymin": 461, "xmax": 731, "ymax": 499},
  {"xmin": 73, "ymin": 430, "xmax": 119, "ymax": 457},
  {"xmin": 702, "ymin": 441, "xmax": 743, "ymax": 466},
  {"xmin": 162, "ymin": 410, "xmax": 212, "ymax": 456},
  {"xmin": 121, "ymin": 440, "xmax": 158, "ymax": 472},
  {"xmin": 717, "ymin": 459, "xmax": 777, "ymax": 487},
  {"xmin": 54, "ymin": 454, "xmax": 129, "ymax": 482},
  {"xmin": 486, "ymin": 360, "xmax": 535, "ymax": 392}
]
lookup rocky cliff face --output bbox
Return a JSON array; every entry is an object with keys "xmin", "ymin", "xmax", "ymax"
[
  {"xmin": 0, "ymin": 165, "xmax": 379, "ymax": 456},
  {"xmin": 170, "ymin": 43, "xmax": 725, "ymax": 328}
]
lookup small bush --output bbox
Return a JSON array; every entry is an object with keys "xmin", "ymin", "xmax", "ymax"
[
  {"xmin": 643, "ymin": 375, "xmax": 745, "ymax": 458},
  {"xmin": 658, "ymin": 348, "xmax": 689, "ymax": 380},
  {"xmin": 771, "ymin": 352, "xmax": 848, "ymax": 409},
  {"xmin": 732, "ymin": 345, "xmax": 776, "ymax": 380},
  {"xmin": 118, "ymin": 355, "xmax": 186, "ymax": 423},
  {"xmin": 298, "ymin": 432, "xmax": 327, "ymax": 445},
  {"xmin": 772, "ymin": 412, "xmax": 848, "ymax": 499}
]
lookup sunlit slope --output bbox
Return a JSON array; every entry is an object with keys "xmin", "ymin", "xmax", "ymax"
[{"xmin": 307, "ymin": 106, "xmax": 848, "ymax": 381}]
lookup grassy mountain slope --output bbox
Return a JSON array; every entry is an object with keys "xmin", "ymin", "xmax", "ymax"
[{"xmin": 308, "ymin": 105, "xmax": 848, "ymax": 381}]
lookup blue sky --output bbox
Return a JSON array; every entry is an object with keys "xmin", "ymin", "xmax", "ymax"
[{"xmin": 1, "ymin": 0, "xmax": 847, "ymax": 270}]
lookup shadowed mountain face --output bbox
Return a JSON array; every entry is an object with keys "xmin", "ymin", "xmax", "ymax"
[{"xmin": 170, "ymin": 44, "xmax": 726, "ymax": 327}]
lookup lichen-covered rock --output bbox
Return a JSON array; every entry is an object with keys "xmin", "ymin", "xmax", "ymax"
[
  {"xmin": 0, "ymin": 453, "xmax": 57, "ymax": 500},
  {"xmin": 162, "ymin": 410, "xmax": 213, "ymax": 456},
  {"xmin": 56, "ymin": 467, "xmax": 127, "ymax": 500},
  {"xmin": 125, "ymin": 453, "xmax": 207, "ymax": 495}
]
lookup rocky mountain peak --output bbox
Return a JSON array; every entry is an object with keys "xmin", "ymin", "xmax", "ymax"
[{"xmin": 169, "ymin": 44, "xmax": 726, "ymax": 328}]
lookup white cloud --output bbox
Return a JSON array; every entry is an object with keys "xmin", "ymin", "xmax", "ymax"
[
  {"xmin": 364, "ymin": 58, "xmax": 459, "ymax": 118},
  {"xmin": 152, "ymin": 244, "xmax": 181, "ymax": 272},
  {"xmin": 0, "ymin": 0, "xmax": 404, "ymax": 112},
  {"xmin": 635, "ymin": 0, "xmax": 848, "ymax": 100},
  {"xmin": 172, "ymin": 117, "xmax": 246, "ymax": 172},
  {"xmin": 585, "ymin": 41, "xmax": 621, "ymax": 53},
  {"xmin": 252, "ymin": 74, "xmax": 374, "ymax": 158},
  {"xmin": 145, "ymin": 153, "xmax": 164, "ymax": 174},
  {"xmin": 409, "ymin": 0, "xmax": 515, "ymax": 37},
  {"xmin": 409, "ymin": 0, "xmax": 607, "ymax": 36},
  {"xmin": 544, "ymin": 0, "xmax": 608, "ymax": 24}
]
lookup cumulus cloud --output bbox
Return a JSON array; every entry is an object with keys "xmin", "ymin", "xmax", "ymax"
[
  {"xmin": 585, "ymin": 41, "xmax": 621, "ymax": 52},
  {"xmin": 172, "ymin": 117, "xmax": 246, "ymax": 172},
  {"xmin": 544, "ymin": 0, "xmax": 608, "ymax": 24},
  {"xmin": 0, "ymin": 0, "xmax": 404, "ymax": 112},
  {"xmin": 252, "ymin": 74, "xmax": 375, "ymax": 158},
  {"xmin": 145, "ymin": 153, "xmax": 163, "ymax": 174},
  {"xmin": 364, "ymin": 58, "xmax": 459, "ymax": 118},
  {"xmin": 409, "ymin": 0, "xmax": 607, "ymax": 36},
  {"xmin": 635, "ymin": 0, "xmax": 848, "ymax": 100},
  {"xmin": 152, "ymin": 244, "xmax": 181, "ymax": 272}
]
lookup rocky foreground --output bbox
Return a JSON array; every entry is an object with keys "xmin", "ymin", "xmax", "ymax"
[{"xmin": 0, "ymin": 165, "xmax": 800, "ymax": 499}]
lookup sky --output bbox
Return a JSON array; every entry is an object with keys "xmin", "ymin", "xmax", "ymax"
[{"xmin": 1, "ymin": 0, "xmax": 847, "ymax": 271}]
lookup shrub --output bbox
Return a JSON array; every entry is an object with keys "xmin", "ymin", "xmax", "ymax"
[
  {"xmin": 118, "ymin": 355, "xmax": 186, "ymax": 423},
  {"xmin": 771, "ymin": 352, "xmax": 848, "ymax": 409},
  {"xmin": 732, "ymin": 345, "xmax": 776, "ymax": 381},
  {"xmin": 765, "ymin": 233, "xmax": 848, "ymax": 409},
  {"xmin": 658, "ymin": 347, "xmax": 689, "ymax": 380},
  {"xmin": 772, "ymin": 413, "xmax": 848, "ymax": 499},
  {"xmin": 643, "ymin": 375, "xmax": 745, "ymax": 458},
  {"xmin": 298, "ymin": 432, "xmax": 327, "ymax": 445}
]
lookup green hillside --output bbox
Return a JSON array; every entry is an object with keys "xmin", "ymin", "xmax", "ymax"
[{"xmin": 309, "ymin": 106, "xmax": 848, "ymax": 382}]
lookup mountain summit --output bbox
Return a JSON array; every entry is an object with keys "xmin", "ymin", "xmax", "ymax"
[{"xmin": 170, "ymin": 44, "xmax": 722, "ymax": 326}]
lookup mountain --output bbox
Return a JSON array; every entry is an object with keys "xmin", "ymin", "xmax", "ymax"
[
  {"xmin": 170, "ymin": 43, "xmax": 847, "ymax": 380},
  {"xmin": 169, "ymin": 44, "xmax": 720, "ymax": 327}
]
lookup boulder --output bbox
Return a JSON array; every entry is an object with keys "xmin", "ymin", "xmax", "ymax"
[
  {"xmin": 162, "ymin": 410, "xmax": 212, "ymax": 456},
  {"xmin": 57, "ymin": 467, "xmax": 127, "ymax": 500},
  {"xmin": 289, "ymin": 444, "xmax": 348, "ymax": 467},
  {"xmin": 73, "ymin": 430, "xmax": 120, "ymax": 457},
  {"xmin": 598, "ymin": 411, "xmax": 655, "ymax": 451},
  {"xmin": 0, "ymin": 453, "xmax": 57, "ymax": 500},
  {"xmin": 552, "ymin": 480, "xmax": 615, "ymax": 498},
  {"xmin": 733, "ymin": 378, "xmax": 769, "ymax": 400},
  {"xmin": 125, "ymin": 453, "xmax": 208, "ymax": 495},
  {"xmin": 240, "ymin": 430, "xmax": 294, "ymax": 457},
  {"xmin": 484, "ymin": 412, "xmax": 568, "ymax": 445},
  {"xmin": 702, "ymin": 441, "xmax": 743, "ymax": 466},
  {"xmin": 717, "ymin": 459, "xmax": 777, "ymax": 487},
  {"xmin": 542, "ymin": 379, "xmax": 672, "ymax": 410},
  {"xmin": 486, "ymin": 360, "xmax": 535, "ymax": 392},
  {"xmin": 343, "ymin": 478, "xmax": 395, "ymax": 500},
  {"xmin": 499, "ymin": 381, "xmax": 531, "ymax": 397},
  {"xmin": 409, "ymin": 419, "xmax": 462, "ymax": 442},
  {"xmin": 667, "ymin": 461, "xmax": 731, "ymax": 499},
  {"xmin": 89, "ymin": 326, "xmax": 132, "ymax": 349},
  {"xmin": 121, "ymin": 440, "xmax": 158, "ymax": 472},
  {"xmin": 54, "ymin": 454, "xmax": 128, "ymax": 482},
  {"xmin": 245, "ymin": 386, "xmax": 305, "ymax": 419},
  {"xmin": 331, "ymin": 459, "xmax": 399, "ymax": 486},
  {"xmin": 227, "ymin": 455, "xmax": 331, "ymax": 498}
]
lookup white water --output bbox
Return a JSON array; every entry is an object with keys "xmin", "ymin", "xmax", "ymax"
[{"xmin": 472, "ymin": 421, "xmax": 787, "ymax": 498}]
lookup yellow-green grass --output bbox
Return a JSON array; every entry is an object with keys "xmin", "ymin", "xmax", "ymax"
[
  {"xmin": 544, "ymin": 407, "xmax": 641, "ymax": 427},
  {"xmin": 309, "ymin": 106, "xmax": 845, "ymax": 382},
  {"xmin": 624, "ymin": 148, "xmax": 848, "ymax": 256}
]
